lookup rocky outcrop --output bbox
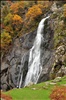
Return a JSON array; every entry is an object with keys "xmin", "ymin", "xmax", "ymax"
[
  {"xmin": 50, "ymin": 45, "xmax": 66, "ymax": 79},
  {"xmin": 50, "ymin": 2, "xmax": 66, "ymax": 79}
]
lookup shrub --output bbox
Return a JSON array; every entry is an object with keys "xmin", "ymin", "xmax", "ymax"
[
  {"xmin": 1, "ymin": 5, "xmax": 10, "ymax": 20},
  {"xmin": 12, "ymin": 14, "xmax": 23, "ymax": 35},
  {"xmin": 50, "ymin": 86, "xmax": 66, "ymax": 100},
  {"xmin": 12, "ymin": 14, "xmax": 23, "ymax": 24},
  {"xmin": 4, "ymin": 13, "xmax": 23, "ymax": 36},
  {"xmin": 5, "ymin": 25, "xmax": 14, "ymax": 36},
  {"xmin": 1, "ymin": 31, "xmax": 12, "ymax": 51},
  {"xmin": 4, "ymin": 13, "xmax": 13, "ymax": 25},
  {"xmin": 10, "ymin": 1, "xmax": 24, "ymax": 14},
  {"xmin": 4, "ymin": 13, "xmax": 23, "ymax": 25},
  {"xmin": 63, "ymin": 4, "xmax": 66, "ymax": 18},
  {"xmin": 26, "ymin": 5, "xmax": 42, "ymax": 20}
]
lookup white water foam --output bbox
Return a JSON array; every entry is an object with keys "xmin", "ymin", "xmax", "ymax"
[{"xmin": 24, "ymin": 16, "xmax": 50, "ymax": 87}]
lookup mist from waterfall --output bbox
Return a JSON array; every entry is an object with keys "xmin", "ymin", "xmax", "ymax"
[{"xmin": 24, "ymin": 16, "xmax": 50, "ymax": 87}]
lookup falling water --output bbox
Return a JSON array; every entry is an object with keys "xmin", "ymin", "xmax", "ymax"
[{"xmin": 24, "ymin": 16, "xmax": 50, "ymax": 87}]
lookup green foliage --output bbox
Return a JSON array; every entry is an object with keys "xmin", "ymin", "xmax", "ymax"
[
  {"xmin": 4, "ymin": 13, "xmax": 13, "ymax": 25},
  {"xmin": 54, "ymin": 18, "xmax": 66, "ymax": 48},
  {"xmin": 1, "ymin": 5, "xmax": 10, "ymax": 20}
]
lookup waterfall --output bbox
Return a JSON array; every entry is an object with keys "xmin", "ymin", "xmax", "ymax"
[{"xmin": 24, "ymin": 16, "xmax": 50, "ymax": 87}]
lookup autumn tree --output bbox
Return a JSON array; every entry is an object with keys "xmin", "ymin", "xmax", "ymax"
[
  {"xmin": 10, "ymin": 1, "xmax": 24, "ymax": 16},
  {"xmin": 12, "ymin": 14, "xmax": 23, "ymax": 24},
  {"xmin": 1, "ymin": 31, "xmax": 12, "ymax": 52},
  {"xmin": 3, "ymin": 13, "xmax": 23, "ymax": 36},
  {"xmin": 3, "ymin": 13, "xmax": 14, "ymax": 36},
  {"xmin": 63, "ymin": 4, "xmax": 66, "ymax": 18},
  {"xmin": 1, "ymin": 5, "xmax": 10, "ymax": 22},
  {"xmin": 4, "ymin": 13, "xmax": 13, "ymax": 25},
  {"xmin": 12, "ymin": 14, "xmax": 23, "ymax": 35},
  {"xmin": 26, "ymin": 5, "xmax": 42, "ymax": 20}
]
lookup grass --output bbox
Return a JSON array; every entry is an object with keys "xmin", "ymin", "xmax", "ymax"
[{"xmin": 2, "ymin": 76, "xmax": 66, "ymax": 100}]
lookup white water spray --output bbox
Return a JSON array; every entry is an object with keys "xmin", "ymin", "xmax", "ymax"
[{"xmin": 24, "ymin": 16, "xmax": 50, "ymax": 86}]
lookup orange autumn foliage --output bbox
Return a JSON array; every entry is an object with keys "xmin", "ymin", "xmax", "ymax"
[
  {"xmin": 26, "ymin": 5, "xmax": 42, "ymax": 20},
  {"xmin": 3, "ymin": 13, "xmax": 23, "ymax": 36},
  {"xmin": 63, "ymin": 4, "xmax": 66, "ymax": 18},
  {"xmin": 5, "ymin": 25, "xmax": 14, "ymax": 36},
  {"xmin": 12, "ymin": 14, "xmax": 23, "ymax": 24},
  {"xmin": 10, "ymin": 1, "xmax": 24, "ymax": 14},
  {"xmin": 12, "ymin": 14, "xmax": 23, "ymax": 32},
  {"xmin": 50, "ymin": 86, "xmax": 66, "ymax": 100},
  {"xmin": 1, "ymin": 92, "xmax": 12, "ymax": 100}
]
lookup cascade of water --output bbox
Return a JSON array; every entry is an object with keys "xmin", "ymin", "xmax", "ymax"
[{"xmin": 24, "ymin": 16, "xmax": 50, "ymax": 87}]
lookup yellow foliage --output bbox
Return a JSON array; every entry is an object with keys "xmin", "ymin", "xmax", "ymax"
[
  {"xmin": 12, "ymin": 14, "xmax": 22, "ymax": 22},
  {"xmin": 63, "ymin": 4, "xmax": 66, "ymax": 18},
  {"xmin": 5, "ymin": 25, "xmax": 14, "ymax": 36},
  {"xmin": 5, "ymin": 25, "xmax": 12, "ymax": 32},
  {"xmin": 26, "ymin": 5, "xmax": 42, "ymax": 20},
  {"xmin": 1, "ymin": 31, "xmax": 12, "ymax": 50}
]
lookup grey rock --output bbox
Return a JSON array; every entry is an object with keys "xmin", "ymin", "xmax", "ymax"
[
  {"xmin": 1, "ymin": 84, "xmax": 8, "ymax": 91},
  {"xmin": 1, "ymin": 61, "xmax": 9, "ymax": 71},
  {"xmin": 22, "ymin": 30, "xmax": 36, "ymax": 49}
]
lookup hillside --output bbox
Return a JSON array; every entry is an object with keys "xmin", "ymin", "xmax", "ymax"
[
  {"xmin": 1, "ymin": 1, "xmax": 66, "ymax": 100},
  {"xmin": 1, "ymin": 76, "xmax": 66, "ymax": 100}
]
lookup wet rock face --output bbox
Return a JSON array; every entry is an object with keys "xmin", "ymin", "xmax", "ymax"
[
  {"xmin": 38, "ymin": 19, "xmax": 54, "ymax": 82},
  {"xmin": 1, "ymin": 18, "xmax": 54, "ymax": 91},
  {"xmin": 1, "ymin": 30, "xmax": 36, "ymax": 91}
]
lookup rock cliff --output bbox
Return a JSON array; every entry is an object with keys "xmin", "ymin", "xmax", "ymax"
[{"xmin": 1, "ymin": 18, "xmax": 54, "ymax": 91}]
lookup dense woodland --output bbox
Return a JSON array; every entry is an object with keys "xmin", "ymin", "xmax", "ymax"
[
  {"xmin": 1, "ymin": 1, "xmax": 51, "ymax": 54},
  {"xmin": 1, "ymin": 1, "xmax": 66, "ymax": 55},
  {"xmin": 1, "ymin": 1, "xmax": 66, "ymax": 100}
]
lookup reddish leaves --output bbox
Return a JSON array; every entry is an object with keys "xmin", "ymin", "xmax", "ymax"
[
  {"xmin": 1, "ymin": 92, "xmax": 12, "ymax": 100},
  {"xmin": 50, "ymin": 86, "xmax": 66, "ymax": 100}
]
